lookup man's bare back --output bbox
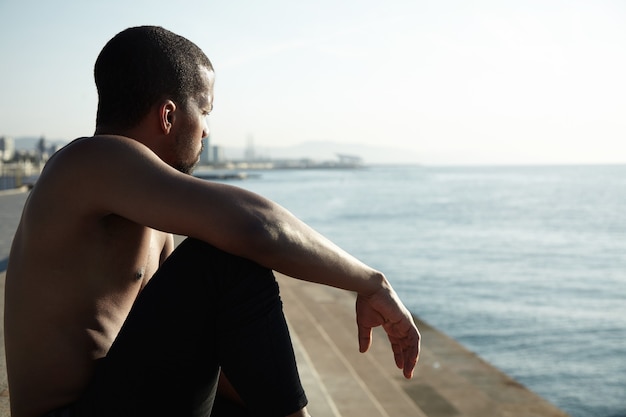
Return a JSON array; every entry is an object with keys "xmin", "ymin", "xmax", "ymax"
[{"xmin": 5, "ymin": 138, "xmax": 173, "ymax": 417}]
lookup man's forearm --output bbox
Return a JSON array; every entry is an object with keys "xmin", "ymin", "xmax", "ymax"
[{"xmin": 230, "ymin": 199, "xmax": 388, "ymax": 296}]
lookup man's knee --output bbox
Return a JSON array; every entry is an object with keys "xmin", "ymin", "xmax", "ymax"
[{"xmin": 171, "ymin": 238, "xmax": 280, "ymax": 306}]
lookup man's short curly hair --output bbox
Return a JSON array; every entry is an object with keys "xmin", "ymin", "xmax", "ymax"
[{"xmin": 94, "ymin": 26, "xmax": 213, "ymax": 131}]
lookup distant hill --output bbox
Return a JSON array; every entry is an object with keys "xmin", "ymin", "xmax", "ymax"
[{"xmin": 221, "ymin": 140, "xmax": 421, "ymax": 165}]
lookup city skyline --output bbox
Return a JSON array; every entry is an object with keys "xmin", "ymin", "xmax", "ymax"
[{"xmin": 1, "ymin": 0, "xmax": 625, "ymax": 165}]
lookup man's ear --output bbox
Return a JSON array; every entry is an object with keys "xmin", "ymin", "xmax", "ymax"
[{"xmin": 159, "ymin": 100, "xmax": 177, "ymax": 134}]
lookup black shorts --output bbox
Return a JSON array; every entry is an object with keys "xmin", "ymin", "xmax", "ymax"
[{"xmin": 44, "ymin": 238, "xmax": 307, "ymax": 417}]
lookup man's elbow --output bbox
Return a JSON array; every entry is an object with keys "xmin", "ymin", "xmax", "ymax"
[{"xmin": 212, "ymin": 209, "xmax": 285, "ymax": 265}]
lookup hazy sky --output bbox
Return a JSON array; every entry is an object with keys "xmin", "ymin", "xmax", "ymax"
[{"xmin": 1, "ymin": 0, "xmax": 624, "ymax": 165}]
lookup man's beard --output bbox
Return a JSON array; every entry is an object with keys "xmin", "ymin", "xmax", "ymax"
[
  {"xmin": 175, "ymin": 158, "xmax": 199, "ymax": 175},
  {"xmin": 174, "ymin": 138, "xmax": 204, "ymax": 174}
]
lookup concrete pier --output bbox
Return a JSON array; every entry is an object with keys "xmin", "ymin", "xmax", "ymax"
[{"xmin": 278, "ymin": 274, "xmax": 569, "ymax": 416}]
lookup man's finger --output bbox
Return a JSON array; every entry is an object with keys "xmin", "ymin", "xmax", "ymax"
[
  {"xmin": 402, "ymin": 331, "xmax": 421, "ymax": 379},
  {"xmin": 358, "ymin": 325, "xmax": 373, "ymax": 353},
  {"xmin": 388, "ymin": 335, "xmax": 405, "ymax": 369},
  {"xmin": 403, "ymin": 352, "xmax": 417, "ymax": 379}
]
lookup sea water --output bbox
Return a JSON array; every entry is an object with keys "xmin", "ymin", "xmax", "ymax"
[{"xmin": 214, "ymin": 164, "xmax": 626, "ymax": 417}]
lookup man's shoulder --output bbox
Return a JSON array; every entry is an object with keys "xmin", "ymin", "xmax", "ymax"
[
  {"xmin": 42, "ymin": 135, "xmax": 166, "ymax": 185},
  {"xmin": 30, "ymin": 135, "xmax": 165, "ymax": 216}
]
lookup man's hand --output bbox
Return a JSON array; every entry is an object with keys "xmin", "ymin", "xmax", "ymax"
[{"xmin": 356, "ymin": 285, "xmax": 420, "ymax": 379}]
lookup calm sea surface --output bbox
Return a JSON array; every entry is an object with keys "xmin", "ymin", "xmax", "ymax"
[{"xmin": 210, "ymin": 164, "xmax": 626, "ymax": 417}]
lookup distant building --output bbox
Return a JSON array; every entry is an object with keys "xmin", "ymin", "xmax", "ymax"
[
  {"xmin": 211, "ymin": 145, "xmax": 224, "ymax": 163},
  {"xmin": 244, "ymin": 135, "xmax": 256, "ymax": 161},
  {"xmin": 336, "ymin": 153, "xmax": 363, "ymax": 166},
  {"xmin": 36, "ymin": 136, "xmax": 49, "ymax": 163},
  {"xmin": 0, "ymin": 136, "xmax": 15, "ymax": 162},
  {"xmin": 199, "ymin": 137, "xmax": 211, "ymax": 165}
]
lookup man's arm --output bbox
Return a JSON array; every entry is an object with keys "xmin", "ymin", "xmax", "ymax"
[{"xmin": 56, "ymin": 135, "xmax": 420, "ymax": 377}]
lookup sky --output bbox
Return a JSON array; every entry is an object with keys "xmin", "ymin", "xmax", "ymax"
[{"xmin": 1, "ymin": 0, "xmax": 625, "ymax": 165}]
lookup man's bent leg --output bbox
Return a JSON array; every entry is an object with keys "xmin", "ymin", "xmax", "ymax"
[{"xmin": 74, "ymin": 238, "xmax": 307, "ymax": 417}]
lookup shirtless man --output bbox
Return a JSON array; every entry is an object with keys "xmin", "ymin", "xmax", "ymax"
[{"xmin": 4, "ymin": 26, "xmax": 420, "ymax": 417}]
